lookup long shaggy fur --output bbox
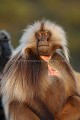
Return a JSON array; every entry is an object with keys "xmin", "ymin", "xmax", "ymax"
[{"xmin": 1, "ymin": 20, "xmax": 80, "ymax": 120}]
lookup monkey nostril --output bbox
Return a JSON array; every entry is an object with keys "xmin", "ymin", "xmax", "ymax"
[
  {"xmin": 42, "ymin": 38, "xmax": 44, "ymax": 41},
  {"xmin": 39, "ymin": 38, "xmax": 44, "ymax": 41}
]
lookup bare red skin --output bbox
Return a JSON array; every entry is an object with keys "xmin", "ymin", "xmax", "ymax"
[{"xmin": 41, "ymin": 56, "xmax": 59, "ymax": 77}]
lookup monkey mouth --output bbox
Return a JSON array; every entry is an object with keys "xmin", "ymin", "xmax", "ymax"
[
  {"xmin": 37, "ymin": 45, "xmax": 50, "ymax": 56},
  {"xmin": 38, "ymin": 45, "xmax": 49, "ymax": 47}
]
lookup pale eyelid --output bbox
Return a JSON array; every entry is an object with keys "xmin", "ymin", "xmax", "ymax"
[
  {"xmin": 44, "ymin": 33, "xmax": 48, "ymax": 36},
  {"xmin": 38, "ymin": 33, "xmax": 42, "ymax": 36}
]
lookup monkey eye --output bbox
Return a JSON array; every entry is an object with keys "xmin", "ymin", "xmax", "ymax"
[
  {"xmin": 44, "ymin": 32, "xmax": 47, "ymax": 36},
  {"xmin": 38, "ymin": 33, "xmax": 42, "ymax": 36},
  {"xmin": 35, "ymin": 32, "xmax": 42, "ymax": 38}
]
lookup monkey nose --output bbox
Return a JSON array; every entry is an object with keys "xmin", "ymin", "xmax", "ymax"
[
  {"xmin": 41, "ymin": 38, "xmax": 45, "ymax": 41},
  {"xmin": 41, "ymin": 38, "xmax": 48, "ymax": 42},
  {"xmin": 41, "ymin": 36, "xmax": 47, "ymax": 41}
]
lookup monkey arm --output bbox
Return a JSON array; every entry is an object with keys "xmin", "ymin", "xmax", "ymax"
[
  {"xmin": 40, "ymin": 51, "xmax": 80, "ymax": 120},
  {"xmin": 56, "ymin": 95, "xmax": 80, "ymax": 120},
  {"xmin": 9, "ymin": 99, "xmax": 54, "ymax": 120},
  {"xmin": 49, "ymin": 52, "xmax": 80, "ymax": 120},
  {"xmin": 41, "ymin": 77, "xmax": 66, "ymax": 117},
  {"xmin": 56, "ymin": 71, "xmax": 80, "ymax": 120}
]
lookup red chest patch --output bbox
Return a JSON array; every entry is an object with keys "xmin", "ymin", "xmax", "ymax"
[{"xmin": 41, "ymin": 56, "xmax": 59, "ymax": 77}]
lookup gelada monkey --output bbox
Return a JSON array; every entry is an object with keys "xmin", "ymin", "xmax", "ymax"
[{"xmin": 1, "ymin": 20, "xmax": 80, "ymax": 120}]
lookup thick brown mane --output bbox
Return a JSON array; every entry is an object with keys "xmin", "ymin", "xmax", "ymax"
[
  {"xmin": 24, "ymin": 52, "xmax": 42, "ymax": 85},
  {"xmin": 1, "ymin": 20, "xmax": 80, "ymax": 120},
  {"xmin": 3, "ymin": 51, "xmax": 44, "ymax": 86}
]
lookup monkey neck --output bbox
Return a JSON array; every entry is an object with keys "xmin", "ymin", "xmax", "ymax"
[{"xmin": 41, "ymin": 56, "xmax": 59, "ymax": 77}]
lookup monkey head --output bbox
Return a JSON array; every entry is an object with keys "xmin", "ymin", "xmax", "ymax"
[
  {"xmin": 0, "ymin": 30, "xmax": 12, "ymax": 57},
  {"xmin": 19, "ymin": 20, "xmax": 69, "ymax": 61},
  {"xmin": 0, "ymin": 30, "xmax": 13, "ymax": 73}
]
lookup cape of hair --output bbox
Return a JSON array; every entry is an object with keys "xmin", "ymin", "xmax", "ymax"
[{"xmin": 1, "ymin": 20, "xmax": 69, "ymax": 118}]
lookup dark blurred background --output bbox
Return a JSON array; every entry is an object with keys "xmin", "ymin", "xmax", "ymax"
[{"xmin": 0, "ymin": 0, "xmax": 80, "ymax": 71}]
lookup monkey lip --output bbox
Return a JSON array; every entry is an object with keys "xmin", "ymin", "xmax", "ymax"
[
  {"xmin": 38, "ymin": 45, "xmax": 50, "ymax": 56},
  {"xmin": 38, "ymin": 45, "xmax": 49, "ymax": 47}
]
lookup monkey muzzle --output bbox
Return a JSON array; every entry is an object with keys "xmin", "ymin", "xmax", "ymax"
[{"xmin": 37, "ymin": 37, "xmax": 50, "ymax": 56}]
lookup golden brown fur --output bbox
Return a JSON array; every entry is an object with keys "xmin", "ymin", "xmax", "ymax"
[
  {"xmin": 2, "ymin": 50, "xmax": 80, "ymax": 120},
  {"xmin": 1, "ymin": 20, "xmax": 80, "ymax": 120},
  {"xmin": 50, "ymin": 52, "xmax": 80, "ymax": 120}
]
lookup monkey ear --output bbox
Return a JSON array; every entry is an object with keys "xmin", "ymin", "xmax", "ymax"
[
  {"xmin": 22, "ymin": 47, "xmax": 32, "ymax": 58},
  {"xmin": 21, "ymin": 44, "xmax": 36, "ymax": 58}
]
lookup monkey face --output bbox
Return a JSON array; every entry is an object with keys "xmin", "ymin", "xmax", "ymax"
[
  {"xmin": 35, "ymin": 30, "xmax": 51, "ymax": 55},
  {"xmin": 35, "ymin": 29, "xmax": 62, "ymax": 56}
]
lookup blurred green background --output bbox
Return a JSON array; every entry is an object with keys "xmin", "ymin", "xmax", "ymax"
[{"xmin": 0, "ymin": 0, "xmax": 80, "ymax": 71}]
